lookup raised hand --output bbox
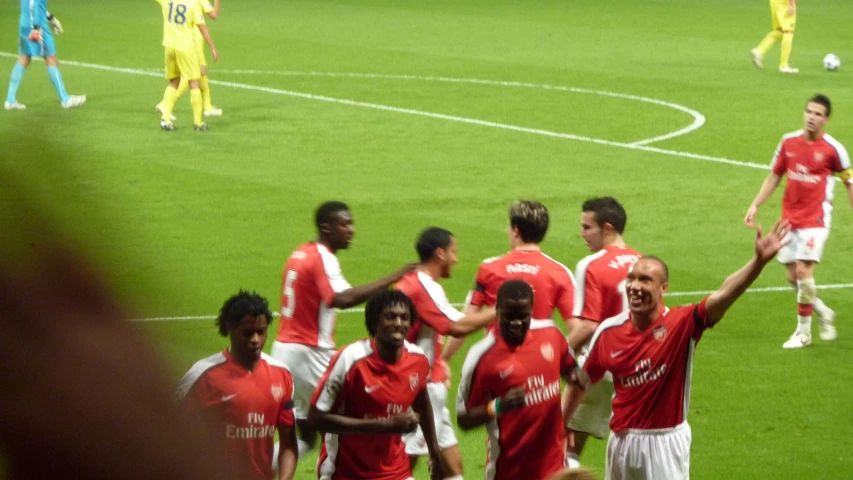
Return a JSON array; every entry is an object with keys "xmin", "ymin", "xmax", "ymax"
[{"xmin": 754, "ymin": 219, "xmax": 791, "ymax": 263}]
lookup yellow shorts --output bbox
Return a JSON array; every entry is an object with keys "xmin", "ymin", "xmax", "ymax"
[
  {"xmin": 770, "ymin": 0, "xmax": 796, "ymax": 32},
  {"xmin": 195, "ymin": 34, "xmax": 208, "ymax": 68},
  {"xmin": 164, "ymin": 47, "xmax": 201, "ymax": 81}
]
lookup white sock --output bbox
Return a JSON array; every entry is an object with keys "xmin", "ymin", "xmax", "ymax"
[
  {"xmin": 297, "ymin": 438, "xmax": 312, "ymax": 460},
  {"xmin": 567, "ymin": 453, "xmax": 581, "ymax": 469},
  {"xmin": 813, "ymin": 297, "xmax": 830, "ymax": 316}
]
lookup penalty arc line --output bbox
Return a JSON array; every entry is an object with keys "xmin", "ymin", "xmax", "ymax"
[
  {"xmin": 0, "ymin": 52, "xmax": 767, "ymax": 171},
  {"xmin": 129, "ymin": 283, "xmax": 853, "ymax": 322}
]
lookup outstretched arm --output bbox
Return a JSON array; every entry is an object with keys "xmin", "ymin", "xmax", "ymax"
[
  {"xmin": 745, "ymin": 173, "xmax": 782, "ymax": 227},
  {"xmin": 705, "ymin": 220, "xmax": 790, "ymax": 325},
  {"xmin": 331, "ymin": 264, "xmax": 417, "ymax": 309}
]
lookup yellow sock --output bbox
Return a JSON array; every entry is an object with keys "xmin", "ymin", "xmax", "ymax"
[
  {"xmin": 756, "ymin": 31, "xmax": 782, "ymax": 56},
  {"xmin": 200, "ymin": 76, "xmax": 213, "ymax": 111},
  {"xmin": 780, "ymin": 33, "xmax": 794, "ymax": 67},
  {"xmin": 175, "ymin": 77, "xmax": 189, "ymax": 100},
  {"xmin": 161, "ymin": 86, "xmax": 177, "ymax": 122},
  {"xmin": 190, "ymin": 88, "xmax": 203, "ymax": 126}
]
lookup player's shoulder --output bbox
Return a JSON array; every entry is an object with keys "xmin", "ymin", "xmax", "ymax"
[
  {"xmin": 337, "ymin": 339, "xmax": 375, "ymax": 363},
  {"xmin": 479, "ymin": 252, "xmax": 509, "ymax": 267},
  {"xmin": 538, "ymin": 251, "xmax": 574, "ymax": 277},
  {"xmin": 529, "ymin": 320, "xmax": 567, "ymax": 341},
  {"xmin": 461, "ymin": 334, "xmax": 499, "ymax": 374},
  {"xmin": 404, "ymin": 341, "xmax": 429, "ymax": 365},
  {"xmin": 822, "ymin": 133, "xmax": 849, "ymax": 155},
  {"xmin": 779, "ymin": 129, "xmax": 805, "ymax": 146},
  {"xmin": 575, "ymin": 249, "xmax": 610, "ymax": 274},
  {"xmin": 176, "ymin": 351, "xmax": 228, "ymax": 397},
  {"xmin": 589, "ymin": 312, "xmax": 631, "ymax": 347}
]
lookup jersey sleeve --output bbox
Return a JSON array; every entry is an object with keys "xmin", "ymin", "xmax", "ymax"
[
  {"xmin": 689, "ymin": 298, "xmax": 710, "ymax": 342},
  {"xmin": 467, "ymin": 266, "xmax": 489, "ymax": 307},
  {"xmin": 573, "ymin": 266, "xmax": 604, "ymax": 322},
  {"xmin": 200, "ymin": 0, "xmax": 214, "ymax": 13},
  {"xmin": 831, "ymin": 143, "xmax": 853, "ymax": 184},
  {"xmin": 314, "ymin": 250, "xmax": 352, "ymax": 307},
  {"xmin": 417, "ymin": 280, "xmax": 465, "ymax": 335},
  {"xmin": 771, "ymin": 138, "xmax": 788, "ymax": 175},
  {"xmin": 555, "ymin": 268, "xmax": 575, "ymax": 320},
  {"xmin": 557, "ymin": 331, "xmax": 576, "ymax": 376},
  {"xmin": 277, "ymin": 371, "xmax": 296, "ymax": 428},
  {"xmin": 580, "ymin": 331, "xmax": 608, "ymax": 387},
  {"xmin": 311, "ymin": 350, "xmax": 347, "ymax": 412},
  {"xmin": 456, "ymin": 350, "xmax": 488, "ymax": 414}
]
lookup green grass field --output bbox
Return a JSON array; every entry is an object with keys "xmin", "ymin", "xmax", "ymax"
[{"xmin": 2, "ymin": 0, "xmax": 853, "ymax": 478}]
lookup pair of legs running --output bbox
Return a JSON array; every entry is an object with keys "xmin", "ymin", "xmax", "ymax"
[
  {"xmin": 752, "ymin": 1, "xmax": 798, "ymax": 73},
  {"xmin": 782, "ymin": 259, "xmax": 836, "ymax": 348},
  {"xmin": 5, "ymin": 54, "xmax": 85, "ymax": 110}
]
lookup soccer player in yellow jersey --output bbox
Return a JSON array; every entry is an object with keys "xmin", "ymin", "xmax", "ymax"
[
  {"xmin": 751, "ymin": 0, "xmax": 798, "ymax": 73},
  {"xmin": 155, "ymin": 0, "xmax": 218, "ymax": 131},
  {"xmin": 156, "ymin": 0, "xmax": 221, "ymax": 120}
]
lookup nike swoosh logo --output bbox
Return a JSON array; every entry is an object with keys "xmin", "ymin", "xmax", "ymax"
[
  {"xmin": 221, "ymin": 394, "xmax": 238, "ymax": 402},
  {"xmin": 364, "ymin": 385, "xmax": 381, "ymax": 393},
  {"xmin": 610, "ymin": 350, "xmax": 625, "ymax": 358},
  {"xmin": 499, "ymin": 368, "xmax": 513, "ymax": 379}
]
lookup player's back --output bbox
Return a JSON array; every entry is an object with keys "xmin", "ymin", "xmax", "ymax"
[
  {"xmin": 469, "ymin": 249, "xmax": 575, "ymax": 321},
  {"xmin": 20, "ymin": 0, "xmax": 47, "ymax": 26},
  {"xmin": 156, "ymin": 0, "xmax": 204, "ymax": 50},
  {"xmin": 573, "ymin": 245, "xmax": 641, "ymax": 323}
]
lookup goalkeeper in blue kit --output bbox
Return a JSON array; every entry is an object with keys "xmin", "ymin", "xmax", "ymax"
[{"xmin": 5, "ymin": 0, "xmax": 86, "ymax": 110}]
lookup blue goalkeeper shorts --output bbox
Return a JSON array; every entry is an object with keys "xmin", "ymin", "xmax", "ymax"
[{"xmin": 18, "ymin": 25, "xmax": 55, "ymax": 57}]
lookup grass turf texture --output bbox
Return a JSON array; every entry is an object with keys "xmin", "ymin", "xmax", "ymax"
[{"xmin": 2, "ymin": 0, "xmax": 853, "ymax": 478}]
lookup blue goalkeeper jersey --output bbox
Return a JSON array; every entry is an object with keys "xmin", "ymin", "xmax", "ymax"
[{"xmin": 20, "ymin": 0, "xmax": 49, "ymax": 29}]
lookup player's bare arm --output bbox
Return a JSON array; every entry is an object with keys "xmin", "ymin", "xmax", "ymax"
[
  {"xmin": 567, "ymin": 318, "xmax": 598, "ymax": 352},
  {"xmin": 705, "ymin": 220, "xmax": 790, "ymax": 325},
  {"xmin": 331, "ymin": 263, "xmax": 417, "ymax": 309},
  {"xmin": 411, "ymin": 387, "xmax": 447, "ymax": 480},
  {"xmin": 457, "ymin": 386, "xmax": 526, "ymax": 430},
  {"xmin": 209, "ymin": 0, "xmax": 220, "ymax": 19},
  {"xmin": 560, "ymin": 372, "xmax": 587, "ymax": 433},
  {"xmin": 745, "ymin": 173, "xmax": 782, "ymax": 227},
  {"xmin": 446, "ymin": 307, "xmax": 496, "ymax": 337},
  {"xmin": 276, "ymin": 423, "xmax": 297, "ymax": 480},
  {"xmin": 440, "ymin": 303, "xmax": 481, "ymax": 362},
  {"xmin": 307, "ymin": 404, "xmax": 419, "ymax": 434},
  {"xmin": 196, "ymin": 24, "xmax": 218, "ymax": 62}
]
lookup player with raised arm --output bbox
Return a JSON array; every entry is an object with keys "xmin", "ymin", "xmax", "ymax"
[
  {"xmin": 745, "ymin": 94, "xmax": 853, "ymax": 348},
  {"xmin": 176, "ymin": 291, "xmax": 298, "ymax": 480},
  {"xmin": 564, "ymin": 221, "xmax": 790, "ymax": 480},
  {"xmin": 272, "ymin": 200, "xmax": 416, "ymax": 458},
  {"xmin": 5, "ymin": 0, "xmax": 85, "ymax": 110},
  {"xmin": 751, "ymin": 0, "xmax": 799, "ymax": 73},
  {"xmin": 563, "ymin": 197, "xmax": 641, "ymax": 468},
  {"xmin": 442, "ymin": 200, "xmax": 575, "ymax": 364},
  {"xmin": 456, "ymin": 279, "xmax": 577, "ymax": 480},
  {"xmin": 155, "ymin": 0, "xmax": 218, "ymax": 131},
  {"xmin": 395, "ymin": 227, "xmax": 496, "ymax": 479},
  {"xmin": 309, "ymin": 290, "xmax": 446, "ymax": 480}
]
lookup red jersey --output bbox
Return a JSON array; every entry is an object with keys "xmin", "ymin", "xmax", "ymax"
[
  {"xmin": 312, "ymin": 339, "xmax": 430, "ymax": 480},
  {"xmin": 177, "ymin": 350, "xmax": 295, "ymax": 480},
  {"xmin": 582, "ymin": 299, "xmax": 711, "ymax": 432},
  {"xmin": 467, "ymin": 249, "xmax": 575, "ymax": 322},
  {"xmin": 456, "ymin": 322, "xmax": 574, "ymax": 480},
  {"xmin": 770, "ymin": 130, "xmax": 852, "ymax": 229},
  {"xmin": 573, "ymin": 245, "xmax": 642, "ymax": 323},
  {"xmin": 395, "ymin": 270, "xmax": 465, "ymax": 384},
  {"xmin": 277, "ymin": 242, "xmax": 352, "ymax": 349}
]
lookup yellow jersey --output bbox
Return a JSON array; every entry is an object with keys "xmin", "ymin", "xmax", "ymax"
[{"xmin": 156, "ymin": 0, "xmax": 205, "ymax": 51}]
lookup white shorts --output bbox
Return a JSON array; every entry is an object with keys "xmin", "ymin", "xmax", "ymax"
[
  {"xmin": 568, "ymin": 376, "xmax": 615, "ymax": 439},
  {"xmin": 605, "ymin": 422, "xmax": 691, "ymax": 480},
  {"xmin": 777, "ymin": 228, "xmax": 829, "ymax": 264},
  {"xmin": 270, "ymin": 341, "xmax": 335, "ymax": 420},
  {"xmin": 403, "ymin": 382, "xmax": 458, "ymax": 455}
]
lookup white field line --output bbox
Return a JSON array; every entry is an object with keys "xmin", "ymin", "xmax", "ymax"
[
  {"xmin": 129, "ymin": 283, "xmax": 853, "ymax": 322},
  {"xmin": 0, "ymin": 52, "xmax": 766, "ymax": 169}
]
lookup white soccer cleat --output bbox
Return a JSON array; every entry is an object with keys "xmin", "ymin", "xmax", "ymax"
[
  {"xmin": 782, "ymin": 331, "xmax": 812, "ymax": 349},
  {"xmin": 779, "ymin": 66, "xmax": 799, "ymax": 74},
  {"xmin": 818, "ymin": 308, "xmax": 837, "ymax": 341},
  {"xmin": 154, "ymin": 104, "xmax": 177, "ymax": 121},
  {"xmin": 751, "ymin": 48, "xmax": 764, "ymax": 69},
  {"xmin": 4, "ymin": 101, "xmax": 26, "ymax": 110},
  {"xmin": 160, "ymin": 119, "xmax": 176, "ymax": 131},
  {"xmin": 61, "ymin": 95, "xmax": 86, "ymax": 109},
  {"xmin": 204, "ymin": 107, "xmax": 222, "ymax": 117}
]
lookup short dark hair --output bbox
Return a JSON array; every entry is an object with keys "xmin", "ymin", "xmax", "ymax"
[
  {"xmin": 497, "ymin": 279, "xmax": 534, "ymax": 309},
  {"xmin": 509, "ymin": 200, "xmax": 549, "ymax": 244},
  {"xmin": 808, "ymin": 94, "xmax": 832, "ymax": 118},
  {"xmin": 315, "ymin": 201, "xmax": 350, "ymax": 229},
  {"xmin": 582, "ymin": 197, "xmax": 627, "ymax": 234},
  {"xmin": 416, "ymin": 227, "xmax": 454, "ymax": 262},
  {"xmin": 215, "ymin": 290, "xmax": 273, "ymax": 337},
  {"xmin": 364, "ymin": 290, "xmax": 417, "ymax": 337},
  {"xmin": 640, "ymin": 256, "xmax": 669, "ymax": 283}
]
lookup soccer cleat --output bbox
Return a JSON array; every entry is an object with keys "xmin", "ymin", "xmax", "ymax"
[
  {"xmin": 154, "ymin": 104, "xmax": 177, "ymax": 121},
  {"xmin": 779, "ymin": 66, "xmax": 799, "ymax": 74},
  {"xmin": 4, "ymin": 101, "xmax": 26, "ymax": 110},
  {"xmin": 817, "ymin": 308, "xmax": 837, "ymax": 341},
  {"xmin": 751, "ymin": 48, "xmax": 764, "ymax": 69},
  {"xmin": 782, "ymin": 331, "xmax": 812, "ymax": 349},
  {"xmin": 203, "ymin": 107, "xmax": 222, "ymax": 117},
  {"xmin": 193, "ymin": 123, "xmax": 209, "ymax": 132},
  {"xmin": 160, "ymin": 119, "xmax": 176, "ymax": 131},
  {"xmin": 61, "ymin": 95, "xmax": 86, "ymax": 109}
]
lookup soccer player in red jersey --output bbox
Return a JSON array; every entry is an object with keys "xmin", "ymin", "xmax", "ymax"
[
  {"xmin": 744, "ymin": 95, "xmax": 853, "ymax": 349},
  {"xmin": 442, "ymin": 200, "xmax": 575, "ymax": 364},
  {"xmin": 395, "ymin": 227, "xmax": 496, "ymax": 478},
  {"xmin": 564, "ymin": 197, "xmax": 641, "ymax": 468},
  {"xmin": 457, "ymin": 280, "xmax": 576, "ymax": 480},
  {"xmin": 564, "ymin": 220, "xmax": 790, "ymax": 480},
  {"xmin": 177, "ymin": 291, "xmax": 298, "ymax": 480},
  {"xmin": 309, "ymin": 290, "xmax": 446, "ymax": 480},
  {"xmin": 272, "ymin": 201, "xmax": 415, "ymax": 455}
]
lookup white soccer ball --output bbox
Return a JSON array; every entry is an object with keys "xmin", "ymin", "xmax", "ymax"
[{"xmin": 823, "ymin": 54, "xmax": 841, "ymax": 71}]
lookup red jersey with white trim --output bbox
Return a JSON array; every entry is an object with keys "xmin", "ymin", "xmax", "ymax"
[
  {"xmin": 582, "ymin": 299, "xmax": 710, "ymax": 431},
  {"xmin": 573, "ymin": 245, "xmax": 642, "ymax": 323},
  {"xmin": 177, "ymin": 351, "xmax": 295, "ymax": 480},
  {"xmin": 467, "ymin": 249, "xmax": 575, "ymax": 322},
  {"xmin": 312, "ymin": 339, "xmax": 430, "ymax": 480},
  {"xmin": 770, "ymin": 130, "xmax": 852, "ymax": 229},
  {"xmin": 456, "ymin": 322, "xmax": 574, "ymax": 480},
  {"xmin": 395, "ymin": 270, "xmax": 465, "ymax": 384},
  {"xmin": 277, "ymin": 242, "xmax": 352, "ymax": 349}
]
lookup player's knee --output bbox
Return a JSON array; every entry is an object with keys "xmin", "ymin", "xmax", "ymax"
[{"xmin": 796, "ymin": 278, "xmax": 816, "ymax": 304}]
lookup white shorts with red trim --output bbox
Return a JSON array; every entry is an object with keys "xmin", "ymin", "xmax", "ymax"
[
  {"xmin": 777, "ymin": 228, "xmax": 829, "ymax": 264},
  {"xmin": 606, "ymin": 422, "xmax": 691, "ymax": 480},
  {"xmin": 403, "ymin": 382, "xmax": 458, "ymax": 455},
  {"xmin": 270, "ymin": 341, "xmax": 335, "ymax": 419}
]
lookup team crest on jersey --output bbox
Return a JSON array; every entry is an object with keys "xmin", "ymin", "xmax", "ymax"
[
  {"xmin": 409, "ymin": 373, "xmax": 420, "ymax": 391},
  {"xmin": 541, "ymin": 343, "xmax": 555, "ymax": 362},
  {"xmin": 271, "ymin": 385, "xmax": 284, "ymax": 402},
  {"xmin": 814, "ymin": 152, "xmax": 825, "ymax": 163},
  {"xmin": 653, "ymin": 325, "xmax": 667, "ymax": 342}
]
